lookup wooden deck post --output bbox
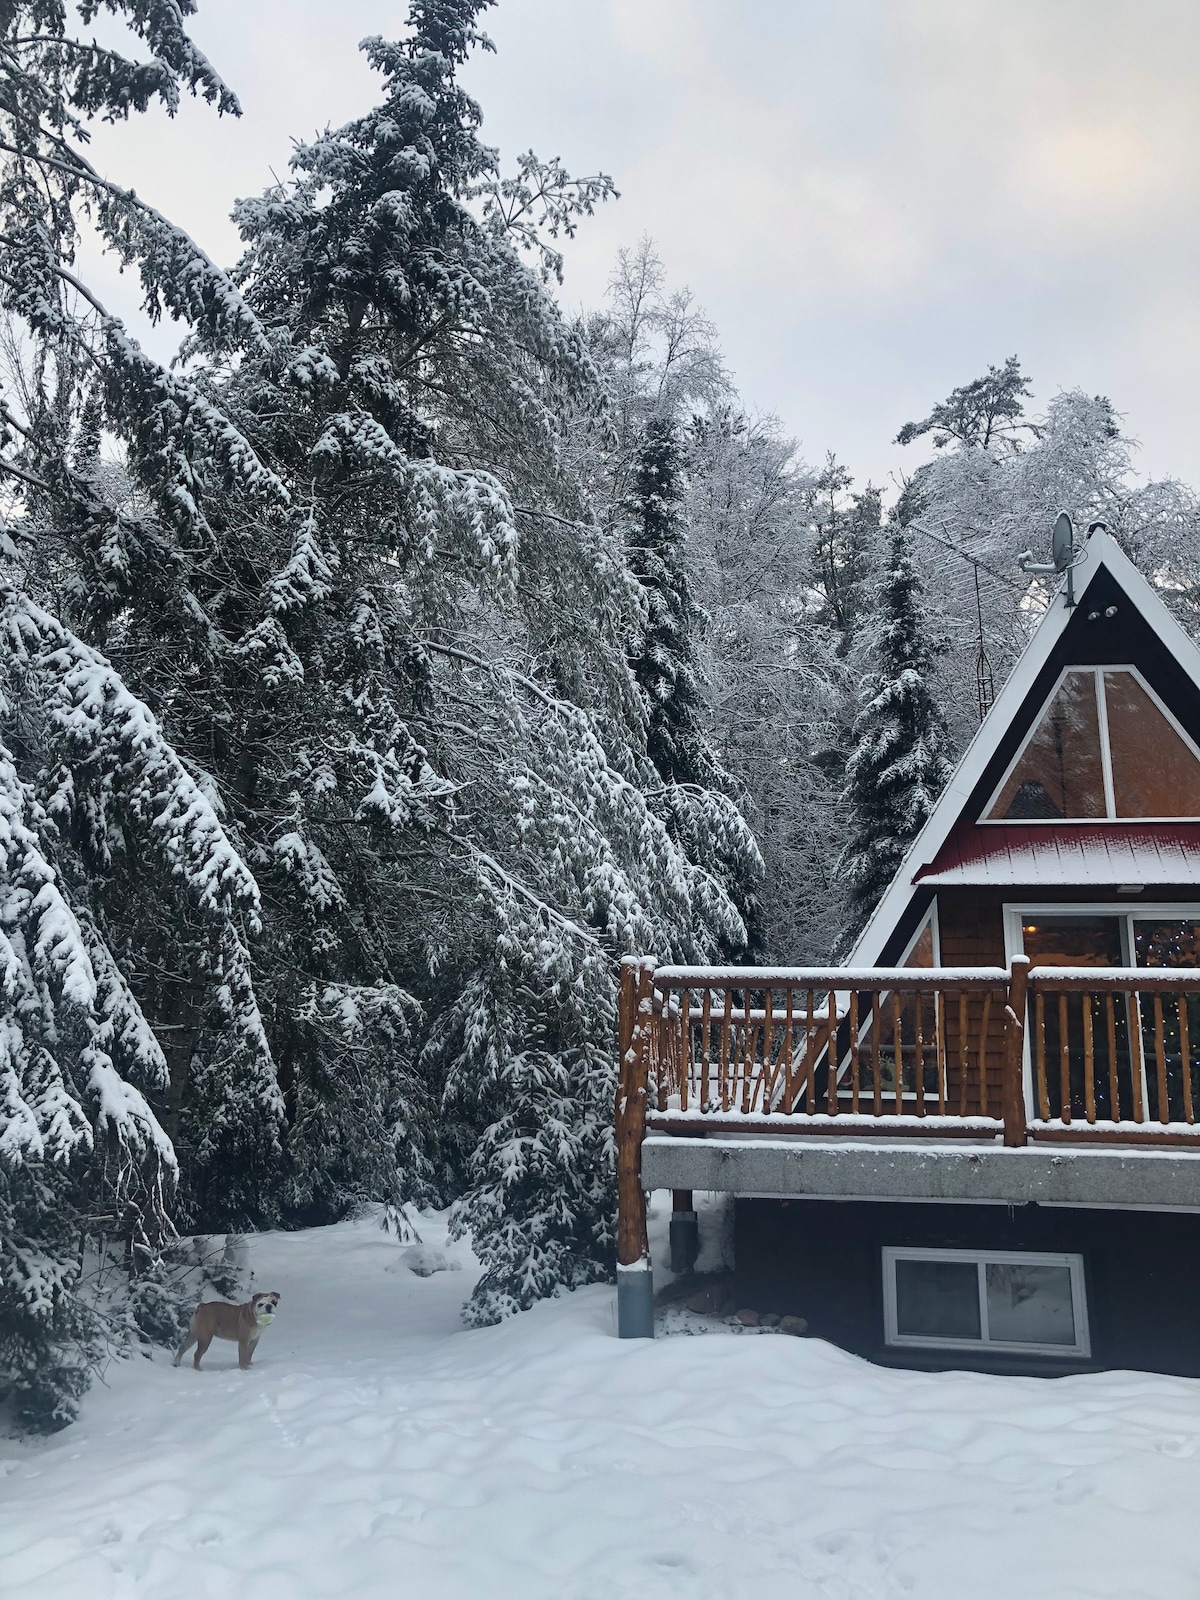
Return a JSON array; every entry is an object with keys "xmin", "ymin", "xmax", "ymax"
[
  {"xmin": 1003, "ymin": 955, "xmax": 1030, "ymax": 1148},
  {"xmin": 670, "ymin": 1188, "xmax": 699, "ymax": 1274},
  {"xmin": 616, "ymin": 956, "xmax": 655, "ymax": 1336}
]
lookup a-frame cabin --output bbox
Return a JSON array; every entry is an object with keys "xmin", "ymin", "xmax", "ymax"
[
  {"xmin": 616, "ymin": 526, "xmax": 1200, "ymax": 1373},
  {"xmin": 852, "ymin": 524, "xmax": 1200, "ymax": 982}
]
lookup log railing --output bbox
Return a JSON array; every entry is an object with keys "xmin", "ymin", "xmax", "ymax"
[
  {"xmin": 613, "ymin": 956, "xmax": 1200, "ymax": 1301},
  {"xmin": 1026, "ymin": 968, "xmax": 1200, "ymax": 1142},
  {"xmin": 634, "ymin": 959, "xmax": 1028, "ymax": 1145},
  {"xmin": 616, "ymin": 957, "xmax": 1200, "ymax": 1154}
]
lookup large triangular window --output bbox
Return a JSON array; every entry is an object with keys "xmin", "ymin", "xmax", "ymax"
[{"xmin": 983, "ymin": 667, "xmax": 1200, "ymax": 821}]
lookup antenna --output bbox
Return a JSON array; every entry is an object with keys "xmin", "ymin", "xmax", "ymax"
[
  {"xmin": 1017, "ymin": 512, "xmax": 1083, "ymax": 607},
  {"xmin": 973, "ymin": 565, "xmax": 995, "ymax": 722}
]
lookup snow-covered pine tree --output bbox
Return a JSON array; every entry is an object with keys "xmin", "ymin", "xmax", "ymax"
[
  {"xmin": 83, "ymin": 1, "xmax": 757, "ymax": 1318},
  {"xmin": 626, "ymin": 415, "xmax": 713, "ymax": 787},
  {"xmin": 0, "ymin": 2, "xmax": 287, "ymax": 1425},
  {"xmin": 809, "ymin": 455, "xmax": 883, "ymax": 658},
  {"xmin": 683, "ymin": 407, "xmax": 851, "ymax": 960},
  {"xmin": 580, "ymin": 254, "xmax": 764, "ymax": 956},
  {"xmin": 840, "ymin": 529, "xmax": 952, "ymax": 937},
  {"xmin": 894, "ymin": 355, "xmax": 1035, "ymax": 453},
  {"xmin": 625, "ymin": 414, "xmax": 764, "ymax": 954}
]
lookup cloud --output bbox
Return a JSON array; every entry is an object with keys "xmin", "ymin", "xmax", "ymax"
[{"xmin": 64, "ymin": 0, "xmax": 1200, "ymax": 493}]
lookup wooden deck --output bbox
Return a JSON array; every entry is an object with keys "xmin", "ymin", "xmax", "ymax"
[{"xmin": 614, "ymin": 955, "xmax": 1200, "ymax": 1268}]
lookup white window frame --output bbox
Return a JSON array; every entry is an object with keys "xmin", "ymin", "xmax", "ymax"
[
  {"xmin": 901, "ymin": 901, "xmax": 942, "ymax": 966},
  {"xmin": 882, "ymin": 1246, "xmax": 1091, "ymax": 1358},
  {"xmin": 982, "ymin": 663, "xmax": 1200, "ymax": 824},
  {"xmin": 1002, "ymin": 901, "xmax": 1200, "ymax": 969}
]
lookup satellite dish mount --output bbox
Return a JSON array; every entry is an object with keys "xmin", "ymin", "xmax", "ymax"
[{"xmin": 1017, "ymin": 512, "xmax": 1084, "ymax": 607}]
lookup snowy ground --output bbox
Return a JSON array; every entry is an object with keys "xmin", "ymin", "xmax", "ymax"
[{"xmin": 4, "ymin": 1203, "xmax": 1200, "ymax": 1600}]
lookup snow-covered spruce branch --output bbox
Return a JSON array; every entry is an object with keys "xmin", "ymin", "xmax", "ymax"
[
  {"xmin": 0, "ymin": 248, "xmax": 288, "ymax": 518},
  {"xmin": 0, "ymin": 738, "xmax": 175, "ymax": 1199},
  {"xmin": 0, "ymin": 589, "xmax": 262, "ymax": 924},
  {"xmin": 0, "ymin": 456, "xmax": 49, "ymax": 492},
  {"xmin": 423, "ymin": 638, "xmax": 561, "ymax": 711},
  {"xmin": 0, "ymin": 136, "xmax": 268, "ymax": 351},
  {"xmin": 445, "ymin": 831, "xmax": 602, "ymax": 948},
  {"xmin": 513, "ymin": 504, "xmax": 605, "ymax": 533}
]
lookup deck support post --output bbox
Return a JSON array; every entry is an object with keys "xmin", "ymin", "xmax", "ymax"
[
  {"xmin": 669, "ymin": 1189, "xmax": 699, "ymax": 1274},
  {"xmin": 1003, "ymin": 956, "xmax": 1031, "ymax": 1147},
  {"xmin": 617, "ymin": 1261, "xmax": 655, "ymax": 1337},
  {"xmin": 615, "ymin": 956, "xmax": 656, "ymax": 1337}
]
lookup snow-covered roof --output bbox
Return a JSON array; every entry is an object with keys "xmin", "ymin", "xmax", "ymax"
[
  {"xmin": 916, "ymin": 821, "xmax": 1200, "ymax": 887},
  {"xmin": 847, "ymin": 528, "xmax": 1200, "ymax": 962}
]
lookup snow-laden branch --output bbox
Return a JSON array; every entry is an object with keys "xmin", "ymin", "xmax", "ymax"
[{"xmin": 1, "ymin": 588, "xmax": 262, "ymax": 926}]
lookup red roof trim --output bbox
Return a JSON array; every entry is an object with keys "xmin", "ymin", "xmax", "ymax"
[{"xmin": 916, "ymin": 821, "xmax": 1200, "ymax": 888}]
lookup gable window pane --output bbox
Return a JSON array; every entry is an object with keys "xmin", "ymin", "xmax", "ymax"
[
  {"xmin": 905, "ymin": 921, "xmax": 935, "ymax": 967},
  {"xmin": 987, "ymin": 671, "xmax": 1106, "ymax": 820},
  {"xmin": 985, "ymin": 1263, "xmax": 1075, "ymax": 1346},
  {"xmin": 894, "ymin": 1258, "xmax": 980, "ymax": 1340},
  {"xmin": 1104, "ymin": 672, "xmax": 1200, "ymax": 819}
]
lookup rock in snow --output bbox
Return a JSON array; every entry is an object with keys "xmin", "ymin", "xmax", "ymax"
[{"xmin": 390, "ymin": 1243, "xmax": 463, "ymax": 1278}]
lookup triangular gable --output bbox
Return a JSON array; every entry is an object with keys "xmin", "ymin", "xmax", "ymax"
[
  {"xmin": 847, "ymin": 528, "xmax": 1200, "ymax": 966},
  {"xmin": 983, "ymin": 665, "xmax": 1200, "ymax": 821}
]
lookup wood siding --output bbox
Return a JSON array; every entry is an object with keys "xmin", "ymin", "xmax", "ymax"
[
  {"xmin": 932, "ymin": 891, "xmax": 1008, "ymax": 1113},
  {"xmin": 936, "ymin": 889, "xmax": 1007, "ymax": 967}
]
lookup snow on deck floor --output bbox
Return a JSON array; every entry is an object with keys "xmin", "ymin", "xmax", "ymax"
[{"xmin": 3, "ymin": 1212, "xmax": 1200, "ymax": 1600}]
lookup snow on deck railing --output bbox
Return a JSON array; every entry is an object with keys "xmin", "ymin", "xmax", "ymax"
[
  {"xmin": 653, "ymin": 964, "xmax": 1009, "ymax": 988},
  {"xmin": 644, "ymin": 962, "xmax": 1018, "ymax": 1129},
  {"xmin": 647, "ymin": 1108, "xmax": 1004, "ymax": 1135},
  {"xmin": 615, "ymin": 956, "xmax": 1200, "ymax": 1270},
  {"xmin": 1028, "ymin": 965, "xmax": 1200, "ymax": 989}
]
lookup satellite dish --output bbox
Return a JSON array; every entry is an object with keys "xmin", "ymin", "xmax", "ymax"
[
  {"xmin": 1052, "ymin": 512, "xmax": 1075, "ymax": 572},
  {"xmin": 1016, "ymin": 511, "xmax": 1084, "ymax": 607}
]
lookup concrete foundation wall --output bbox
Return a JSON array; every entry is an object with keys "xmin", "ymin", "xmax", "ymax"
[{"xmin": 643, "ymin": 1134, "xmax": 1200, "ymax": 1211}]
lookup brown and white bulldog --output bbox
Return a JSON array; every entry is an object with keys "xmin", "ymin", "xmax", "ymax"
[{"xmin": 173, "ymin": 1291, "xmax": 281, "ymax": 1371}]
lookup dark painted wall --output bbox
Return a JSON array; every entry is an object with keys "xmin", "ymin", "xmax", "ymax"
[{"xmin": 735, "ymin": 1197, "xmax": 1200, "ymax": 1377}]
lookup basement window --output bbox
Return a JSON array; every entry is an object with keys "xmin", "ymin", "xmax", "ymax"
[{"xmin": 882, "ymin": 1247, "xmax": 1090, "ymax": 1358}]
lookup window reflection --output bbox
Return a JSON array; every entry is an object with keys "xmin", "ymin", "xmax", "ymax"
[
  {"xmin": 1106, "ymin": 674, "xmax": 1200, "ymax": 818},
  {"xmin": 984, "ymin": 668, "xmax": 1200, "ymax": 821},
  {"xmin": 895, "ymin": 1259, "xmax": 981, "ymax": 1340},
  {"xmin": 989, "ymin": 671, "xmax": 1105, "ymax": 820},
  {"xmin": 1134, "ymin": 920, "xmax": 1200, "ymax": 1122},
  {"xmin": 885, "ymin": 1250, "xmax": 1089, "ymax": 1356},
  {"xmin": 985, "ymin": 1263, "xmax": 1075, "ymax": 1346}
]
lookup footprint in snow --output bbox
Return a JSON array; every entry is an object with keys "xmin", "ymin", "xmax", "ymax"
[
  {"xmin": 650, "ymin": 1553, "xmax": 695, "ymax": 1574},
  {"xmin": 1155, "ymin": 1436, "xmax": 1196, "ymax": 1458}
]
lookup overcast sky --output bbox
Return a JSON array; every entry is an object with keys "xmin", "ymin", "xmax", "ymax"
[{"xmin": 83, "ymin": 0, "xmax": 1200, "ymax": 498}]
